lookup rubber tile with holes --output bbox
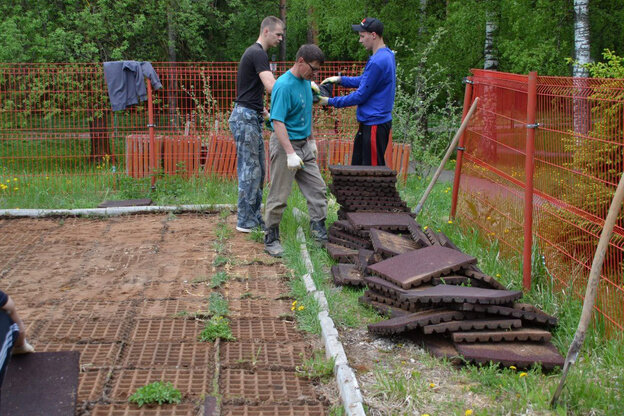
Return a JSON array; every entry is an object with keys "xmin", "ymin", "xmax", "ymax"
[
  {"xmin": 109, "ymin": 368, "xmax": 213, "ymax": 401},
  {"xmin": 0, "ymin": 351, "xmax": 79, "ymax": 416},
  {"xmin": 331, "ymin": 263, "xmax": 365, "ymax": 287},
  {"xmin": 406, "ymin": 223, "xmax": 433, "ymax": 247},
  {"xmin": 220, "ymin": 342, "xmax": 308, "ymax": 370},
  {"xmin": 358, "ymin": 294, "xmax": 410, "ymax": 318},
  {"xmin": 222, "ymin": 403, "xmax": 328, "ymax": 416},
  {"xmin": 463, "ymin": 269, "xmax": 507, "ymax": 290},
  {"xmin": 355, "ymin": 248, "xmax": 378, "ymax": 272},
  {"xmin": 331, "ymin": 175, "xmax": 398, "ymax": 184},
  {"xmin": 329, "ymin": 164, "xmax": 396, "ymax": 176},
  {"xmin": 35, "ymin": 341, "xmax": 121, "ymax": 368},
  {"xmin": 228, "ymin": 299, "xmax": 292, "ymax": 318},
  {"xmin": 422, "ymin": 318, "xmax": 522, "ymax": 334},
  {"xmin": 61, "ymin": 299, "xmax": 133, "ymax": 319},
  {"xmin": 367, "ymin": 246, "xmax": 477, "ymax": 289},
  {"xmin": 339, "ymin": 198, "xmax": 407, "ymax": 207},
  {"xmin": 131, "ymin": 319, "xmax": 205, "ymax": 342},
  {"xmin": 364, "ymin": 290, "xmax": 416, "ymax": 311},
  {"xmin": 328, "ymin": 234, "xmax": 365, "ymax": 250},
  {"xmin": 136, "ymin": 298, "xmax": 209, "ymax": 318},
  {"xmin": 221, "ymin": 369, "xmax": 316, "ymax": 401},
  {"xmin": 368, "ymin": 309, "xmax": 467, "ymax": 335},
  {"xmin": 513, "ymin": 303, "xmax": 559, "ymax": 326},
  {"xmin": 330, "ymin": 186, "xmax": 399, "ymax": 197},
  {"xmin": 328, "ymin": 228, "xmax": 372, "ymax": 249},
  {"xmin": 78, "ymin": 369, "xmax": 110, "ymax": 401},
  {"xmin": 455, "ymin": 303, "xmax": 559, "ymax": 327},
  {"xmin": 455, "ymin": 341, "xmax": 565, "ymax": 369},
  {"xmin": 36, "ymin": 319, "xmax": 128, "ymax": 342},
  {"xmin": 330, "ymin": 221, "xmax": 370, "ymax": 239},
  {"xmin": 347, "ymin": 212, "xmax": 418, "ymax": 231},
  {"xmin": 362, "ymin": 275, "xmax": 412, "ymax": 299},
  {"xmin": 227, "ymin": 278, "xmax": 287, "ymax": 298},
  {"xmin": 97, "ymin": 198, "xmax": 153, "ymax": 208},
  {"xmin": 341, "ymin": 204, "xmax": 411, "ymax": 214},
  {"xmin": 370, "ymin": 228, "xmax": 421, "ymax": 258},
  {"xmin": 452, "ymin": 327, "xmax": 553, "ymax": 343},
  {"xmin": 400, "ymin": 285, "xmax": 523, "ymax": 306},
  {"xmin": 230, "ymin": 318, "xmax": 300, "ymax": 341},
  {"xmin": 90, "ymin": 404, "xmax": 199, "ymax": 415},
  {"xmin": 324, "ymin": 242, "xmax": 358, "ymax": 262},
  {"xmin": 121, "ymin": 342, "xmax": 213, "ymax": 368},
  {"xmin": 432, "ymin": 275, "xmax": 470, "ymax": 285}
]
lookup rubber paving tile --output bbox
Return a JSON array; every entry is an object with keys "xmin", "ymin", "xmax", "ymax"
[
  {"xmin": 328, "ymin": 234, "xmax": 365, "ymax": 250},
  {"xmin": 422, "ymin": 318, "xmax": 522, "ymax": 334},
  {"xmin": 328, "ymin": 228, "xmax": 373, "ymax": 248},
  {"xmin": 221, "ymin": 369, "xmax": 316, "ymax": 401},
  {"xmin": 370, "ymin": 228, "xmax": 421, "ymax": 257},
  {"xmin": 330, "ymin": 220, "xmax": 370, "ymax": 238},
  {"xmin": 78, "ymin": 368, "xmax": 109, "ymax": 401},
  {"xmin": 230, "ymin": 318, "xmax": 300, "ymax": 341},
  {"xmin": 228, "ymin": 298, "xmax": 292, "ymax": 318},
  {"xmin": 331, "ymin": 175, "xmax": 397, "ymax": 184},
  {"xmin": 34, "ymin": 341, "xmax": 121, "ymax": 368},
  {"xmin": 329, "ymin": 164, "xmax": 396, "ymax": 176},
  {"xmin": 452, "ymin": 327, "xmax": 552, "ymax": 343},
  {"xmin": 90, "ymin": 404, "xmax": 199, "ymax": 415},
  {"xmin": 130, "ymin": 319, "xmax": 205, "ymax": 342},
  {"xmin": 400, "ymin": 285, "xmax": 524, "ymax": 305},
  {"xmin": 355, "ymin": 248, "xmax": 378, "ymax": 272},
  {"xmin": 432, "ymin": 275, "xmax": 470, "ymax": 285},
  {"xmin": 109, "ymin": 368, "xmax": 214, "ymax": 400},
  {"xmin": 220, "ymin": 342, "xmax": 308, "ymax": 370},
  {"xmin": 367, "ymin": 246, "xmax": 477, "ymax": 289},
  {"xmin": 120, "ymin": 342, "xmax": 213, "ymax": 368},
  {"xmin": 455, "ymin": 303, "xmax": 559, "ymax": 327},
  {"xmin": 331, "ymin": 263, "xmax": 365, "ymax": 286},
  {"xmin": 407, "ymin": 223, "xmax": 434, "ymax": 247},
  {"xmin": 362, "ymin": 275, "xmax": 412, "ymax": 299},
  {"xmin": 463, "ymin": 269, "xmax": 507, "ymax": 290},
  {"xmin": 358, "ymin": 294, "xmax": 410, "ymax": 318},
  {"xmin": 330, "ymin": 186, "xmax": 399, "ymax": 197},
  {"xmin": 36, "ymin": 318, "xmax": 129, "ymax": 342},
  {"xmin": 514, "ymin": 303, "xmax": 559, "ymax": 326},
  {"xmin": 1, "ymin": 351, "xmax": 79, "ymax": 416},
  {"xmin": 368, "ymin": 309, "xmax": 467, "ymax": 335},
  {"xmin": 324, "ymin": 242, "xmax": 358, "ymax": 262},
  {"xmin": 222, "ymin": 404, "xmax": 328, "ymax": 416},
  {"xmin": 365, "ymin": 289, "xmax": 416, "ymax": 312},
  {"xmin": 346, "ymin": 212, "xmax": 418, "ymax": 231},
  {"xmin": 455, "ymin": 341, "xmax": 565, "ymax": 369}
]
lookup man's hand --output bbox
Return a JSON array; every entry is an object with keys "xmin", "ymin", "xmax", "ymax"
[
  {"xmin": 318, "ymin": 96, "xmax": 329, "ymax": 106},
  {"xmin": 321, "ymin": 76, "xmax": 341, "ymax": 85},
  {"xmin": 286, "ymin": 152, "xmax": 304, "ymax": 170},
  {"xmin": 310, "ymin": 81, "xmax": 321, "ymax": 96},
  {"xmin": 308, "ymin": 140, "xmax": 318, "ymax": 159}
]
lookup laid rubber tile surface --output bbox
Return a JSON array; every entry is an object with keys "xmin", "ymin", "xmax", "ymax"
[
  {"xmin": 130, "ymin": 319, "xmax": 205, "ymax": 342},
  {"xmin": 229, "ymin": 318, "xmax": 300, "ymax": 341},
  {"xmin": 221, "ymin": 369, "xmax": 316, "ymax": 401},
  {"xmin": 331, "ymin": 263, "xmax": 365, "ymax": 286},
  {"xmin": 400, "ymin": 285, "xmax": 524, "ymax": 305},
  {"xmin": 36, "ymin": 319, "xmax": 130, "ymax": 342},
  {"xmin": 1, "ymin": 351, "xmax": 79, "ymax": 416},
  {"xmin": 109, "ymin": 368, "xmax": 214, "ymax": 400},
  {"xmin": 369, "ymin": 228, "xmax": 421, "ymax": 257},
  {"xmin": 409, "ymin": 333, "xmax": 462, "ymax": 362},
  {"xmin": 367, "ymin": 309, "xmax": 467, "ymax": 335},
  {"xmin": 78, "ymin": 369, "xmax": 110, "ymax": 401},
  {"xmin": 135, "ymin": 298, "xmax": 208, "ymax": 318},
  {"xmin": 220, "ymin": 342, "xmax": 308, "ymax": 370},
  {"xmin": 222, "ymin": 404, "xmax": 328, "ymax": 415},
  {"xmin": 452, "ymin": 327, "xmax": 553, "ymax": 343},
  {"xmin": 34, "ymin": 341, "xmax": 121, "ymax": 368},
  {"xmin": 90, "ymin": 404, "xmax": 199, "ymax": 415},
  {"xmin": 121, "ymin": 342, "xmax": 213, "ymax": 368},
  {"xmin": 422, "ymin": 318, "xmax": 522, "ymax": 334},
  {"xmin": 367, "ymin": 246, "xmax": 477, "ymax": 289},
  {"xmin": 455, "ymin": 341, "xmax": 565, "ymax": 369},
  {"xmin": 228, "ymin": 299, "xmax": 292, "ymax": 318}
]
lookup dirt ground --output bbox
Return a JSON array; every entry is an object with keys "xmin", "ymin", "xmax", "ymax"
[{"xmin": 0, "ymin": 213, "xmax": 334, "ymax": 416}]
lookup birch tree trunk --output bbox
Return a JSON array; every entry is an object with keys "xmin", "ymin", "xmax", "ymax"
[
  {"xmin": 573, "ymin": 0, "xmax": 591, "ymax": 136},
  {"xmin": 482, "ymin": 0, "xmax": 500, "ymax": 160}
]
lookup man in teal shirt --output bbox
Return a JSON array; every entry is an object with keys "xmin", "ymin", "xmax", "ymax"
[{"xmin": 264, "ymin": 44, "xmax": 327, "ymax": 257}]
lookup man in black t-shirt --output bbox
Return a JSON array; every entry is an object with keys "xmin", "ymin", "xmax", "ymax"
[{"xmin": 229, "ymin": 16, "xmax": 284, "ymax": 233}]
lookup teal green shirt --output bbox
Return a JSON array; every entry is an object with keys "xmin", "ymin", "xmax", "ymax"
[{"xmin": 269, "ymin": 70, "xmax": 312, "ymax": 140}]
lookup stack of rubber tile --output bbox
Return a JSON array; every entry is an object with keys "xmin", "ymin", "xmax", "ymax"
[{"xmin": 323, "ymin": 166, "xmax": 564, "ymax": 370}]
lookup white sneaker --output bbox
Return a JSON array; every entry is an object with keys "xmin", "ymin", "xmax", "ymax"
[{"xmin": 236, "ymin": 226, "xmax": 252, "ymax": 233}]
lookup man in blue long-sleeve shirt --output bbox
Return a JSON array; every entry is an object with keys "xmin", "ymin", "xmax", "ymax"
[{"xmin": 319, "ymin": 17, "xmax": 396, "ymax": 166}]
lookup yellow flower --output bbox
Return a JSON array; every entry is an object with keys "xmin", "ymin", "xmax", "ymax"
[
  {"xmin": 448, "ymin": 220, "xmax": 453, "ymax": 224},
  {"xmin": 422, "ymin": 414, "xmax": 431, "ymax": 416},
  {"xmin": 291, "ymin": 306, "xmax": 295, "ymax": 311},
  {"xmin": 486, "ymin": 216, "xmax": 491, "ymax": 220},
  {"xmin": 46, "ymin": 176, "xmax": 49, "ymax": 180},
  {"xmin": 13, "ymin": 187, "xmax": 18, "ymax": 191},
  {"xmin": 509, "ymin": 366, "xmax": 516, "ymax": 370},
  {"xmin": 297, "ymin": 305, "xmax": 304, "ymax": 311},
  {"xmin": 519, "ymin": 372, "xmax": 527, "ymax": 378},
  {"xmin": 496, "ymin": 273, "xmax": 501, "ymax": 278},
  {"xmin": 465, "ymin": 410, "xmax": 473, "ymax": 416},
  {"xmin": 13, "ymin": 178, "xmax": 17, "ymax": 181},
  {"xmin": 423, "ymin": 226, "xmax": 428, "ymax": 230},
  {"xmin": 429, "ymin": 383, "xmax": 435, "ymax": 388},
  {"xmin": 292, "ymin": 300, "xmax": 297, "ymax": 306}
]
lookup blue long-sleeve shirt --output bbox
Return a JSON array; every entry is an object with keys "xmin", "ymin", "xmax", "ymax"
[{"xmin": 328, "ymin": 47, "xmax": 396, "ymax": 125}]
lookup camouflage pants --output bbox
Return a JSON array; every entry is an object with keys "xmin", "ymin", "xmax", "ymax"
[{"xmin": 229, "ymin": 105, "xmax": 266, "ymax": 229}]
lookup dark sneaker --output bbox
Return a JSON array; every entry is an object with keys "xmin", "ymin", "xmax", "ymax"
[
  {"xmin": 264, "ymin": 226, "xmax": 284, "ymax": 257},
  {"xmin": 310, "ymin": 219, "xmax": 328, "ymax": 242}
]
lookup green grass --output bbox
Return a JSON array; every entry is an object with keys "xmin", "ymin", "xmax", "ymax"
[
  {"xmin": 128, "ymin": 381, "xmax": 182, "ymax": 407},
  {"xmin": 296, "ymin": 350, "xmax": 335, "ymax": 383},
  {"xmin": 208, "ymin": 292, "xmax": 229, "ymax": 317},
  {"xmin": 210, "ymin": 271, "xmax": 230, "ymax": 288},
  {"xmin": 198, "ymin": 315, "xmax": 235, "ymax": 342}
]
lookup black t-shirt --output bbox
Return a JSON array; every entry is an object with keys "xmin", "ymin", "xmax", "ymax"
[
  {"xmin": 234, "ymin": 43, "xmax": 271, "ymax": 113},
  {"xmin": 0, "ymin": 290, "xmax": 7, "ymax": 308}
]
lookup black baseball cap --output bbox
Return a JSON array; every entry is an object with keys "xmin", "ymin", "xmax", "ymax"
[{"xmin": 351, "ymin": 17, "xmax": 383, "ymax": 36}]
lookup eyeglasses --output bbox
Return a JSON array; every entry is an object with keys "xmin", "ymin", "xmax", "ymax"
[{"xmin": 305, "ymin": 62, "xmax": 320, "ymax": 73}]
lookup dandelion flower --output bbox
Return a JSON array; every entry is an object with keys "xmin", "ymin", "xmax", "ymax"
[
  {"xmin": 465, "ymin": 410, "xmax": 473, "ymax": 416},
  {"xmin": 423, "ymin": 226, "xmax": 428, "ymax": 230},
  {"xmin": 291, "ymin": 306, "xmax": 295, "ymax": 311},
  {"xmin": 14, "ymin": 187, "xmax": 18, "ymax": 191},
  {"xmin": 292, "ymin": 300, "xmax": 297, "ymax": 306},
  {"xmin": 429, "ymin": 383, "xmax": 435, "ymax": 388},
  {"xmin": 297, "ymin": 305, "xmax": 304, "ymax": 311},
  {"xmin": 448, "ymin": 220, "xmax": 453, "ymax": 224},
  {"xmin": 509, "ymin": 366, "xmax": 516, "ymax": 370},
  {"xmin": 13, "ymin": 178, "xmax": 17, "ymax": 181},
  {"xmin": 519, "ymin": 372, "xmax": 527, "ymax": 378}
]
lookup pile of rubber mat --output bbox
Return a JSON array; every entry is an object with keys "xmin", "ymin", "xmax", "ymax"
[{"xmin": 325, "ymin": 165, "xmax": 564, "ymax": 369}]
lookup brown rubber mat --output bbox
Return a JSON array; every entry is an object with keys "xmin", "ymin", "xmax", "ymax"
[
  {"xmin": 365, "ymin": 290, "xmax": 416, "ymax": 312},
  {"xmin": 329, "ymin": 164, "xmax": 396, "ymax": 176},
  {"xmin": 221, "ymin": 369, "xmax": 316, "ymax": 401},
  {"xmin": 131, "ymin": 319, "xmax": 204, "ymax": 342},
  {"xmin": 222, "ymin": 404, "xmax": 328, "ymax": 416},
  {"xmin": 328, "ymin": 234, "xmax": 366, "ymax": 250},
  {"xmin": 455, "ymin": 303, "xmax": 559, "ymax": 327},
  {"xmin": 97, "ymin": 198, "xmax": 152, "ymax": 208},
  {"xmin": 367, "ymin": 246, "xmax": 478, "ymax": 289},
  {"xmin": 432, "ymin": 275, "xmax": 470, "ymax": 285},
  {"xmin": 406, "ymin": 223, "xmax": 434, "ymax": 247},
  {"xmin": 220, "ymin": 342, "xmax": 308, "ymax": 370},
  {"xmin": 121, "ymin": 342, "xmax": 213, "ymax": 368},
  {"xmin": 1, "ymin": 351, "xmax": 79, "ymax": 416},
  {"xmin": 368, "ymin": 309, "xmax": 467, "ymax": 335},
  {"xmin": 331, "ymin": 263, "xmax": 365, "ymax": 286},
  {"xmin": 90, "ymin": 404, "xmax": 198, "ymax": 415},
  {"xmin": 409, "ymin": 333, "xmax": 462, "ymax": 362},
  {"xmin": 78, "ymin": 368, "xmax": 109, "ymax": 401},
  {"xmin": 35, "ymin": 341, "xmax": 121, "ymax": 368},
  {"xmin": 452, "ymin": 327, "xmax": 552, "ymax": 343},
  {"xmin": 370, "ymin": 228, "xmax": 421, "ymax": 257},
  {"xmin": 358, "ymin": 294, "xmax": 410, "ymax": 318},
  {"xmin": 455, "ymin": 341, "xmax": 565, "ymax": 369},
  {"xmin": 331, "ymin": 186, "xmax": 399, "ymax": 197},
  {"xmin": 328, "ymin": 228, "xmax": 373, "ymax": 249},
  {"xmin": 324, "ymin": 242, "xmax": 358, "ymax": 262},
  {"xmin": 362, "ymin": 275, "xmax": 410, "ymax": 299},
  {"xmin": 331, "ymin": 175, "xmax": 397, "ymax": 184},
  {"xmin": 513, "ymin": 303, "xmax": 559, "ymax": 326},
  {"xmin": 230, "ymin": 318, "xmax": 300, "ymax": 341},
  {"xmin": 109, "ymin": 368, "xmax": 213, "ymax": 401},
  {"xmin": 464, "ymin": 269, "xmax": 507, "ymax": 290},
  {"xmin": 347, "ymin": 212, "xmax": 418, "ymax": 231},
  {"xmin": 355, "ymin": 248, "xmax": 377, "ymax": 272},
  {"xmin": 401, "ymin": 285, "xmax": 523, "ymax": 305},
  {"xmin": 37, "ymin": 319, "xmax": 128, "ymax": 342},
  {"xmin": 422, "ymin": 318, "xmax": 522, "ymax": 334}
]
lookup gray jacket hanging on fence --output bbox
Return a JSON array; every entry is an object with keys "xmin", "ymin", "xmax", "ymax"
[{"xmin": 103, "ymin": 61, "xmax": 163, "ymax": 111}]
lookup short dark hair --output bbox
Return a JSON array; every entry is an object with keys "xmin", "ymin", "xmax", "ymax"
[
  {"xmin": 296, "ymin": 44, "xmax": 325, "ymax": 65},
  {"xmin": 261, "ymin": 16, "xmax": 284, "ymax": 32}
]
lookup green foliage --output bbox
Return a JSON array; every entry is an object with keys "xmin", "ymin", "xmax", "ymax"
[
  {"xmin": 581, "ymin": 49, "xmax": 624, "ymax": 78},
  {"xmin": 198, "ymin": 315, "xmax": 235, "ymax": 341},
  {"xmin": 210, "ymin": 271, "xmax": 230, "ymax": 287},
  {"xmin": 208, "ymin": 292, "xmax": 229, "ymax": 317},
  {"xmin": 296, "ymin": 350, "xmax": 335, "ymax": 382},
  {"xmin": 128, "ymin": 381, "xmax": 182, "ymax": 407}
]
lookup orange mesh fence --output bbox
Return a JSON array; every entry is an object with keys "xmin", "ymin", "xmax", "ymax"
[
  {"xmin": 455, "ymin": 69, "xmax": 624, "ymax": 334},
  {"xmin": 0, "ymin": 61, "xmax": 410, "ymax": 196}
]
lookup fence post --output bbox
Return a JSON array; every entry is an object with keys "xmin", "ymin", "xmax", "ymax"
[
  {"xmin": 523, "ymin": 71, "xmax": 538, "ymax": 290},
  {"xmin": 147, "ymin": 80, "xmax": 157, "ymax": 188},
  {"xmin": 450, "ymin": 77, "xmax": 474, "ymax": 219}
]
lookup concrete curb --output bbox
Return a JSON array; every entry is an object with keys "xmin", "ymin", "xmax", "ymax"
[
  {"xmin": 0, "ymin": 204, "xmax": 238, "ymax": 218},
  {"xmin": 296, "ymin": 227, "xmax": 366, "ymax": 416}
]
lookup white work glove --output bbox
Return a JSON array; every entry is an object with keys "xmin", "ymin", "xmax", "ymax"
[
  {"xmin": 310, "ymin": 81, "xmax": 320, "ymax": 96},
  {"xmin": 318, "ymin": 96, "xmax": 329, "ymax": 106},
  {"xmin": 308, "ymin": 140, "xmax": 318, "ymax": 159},
  {"xmin": 321, "ymin": 76, "xmax": 341, "ymax": 85},
  {"xmin": 12, "ymin": 339, "xmax": 35, "ymax": 355},
  {"xmin": 286, "ymin": 152, "xmax": 304, "ymax": 171}
]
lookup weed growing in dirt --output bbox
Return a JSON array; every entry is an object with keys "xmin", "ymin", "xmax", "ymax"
[
  {"xmin": 216, "ymin": 221, "xmax": 232, "ymax": 241},
  {"xmin": 198, "ymin": 316, "xmax": 235, "ymax": 342},
  {"xmin": 296, "ymin": 350, "xmax": 335, "ymax": 383},
  {"xmin": 248, "ymin": 227, "xmax": 265, "ymax": 243},
  {"xmin": 212, "ymin": 241, "xmax": 226, "ymax": 254},
  {"xmin": 213, "ymin": 255, "xmax": 230, "ymax": 267},
  {"xmin": 128, "ymin": 381, "xmax": 182, "ymax": 407},
  {"xmin": 208, "ymin": 292, "xmax": 229, "ymax": 317},
  {"xmin": 210, "ymin": 271, "xmax": 230, "ymax": 288}
]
